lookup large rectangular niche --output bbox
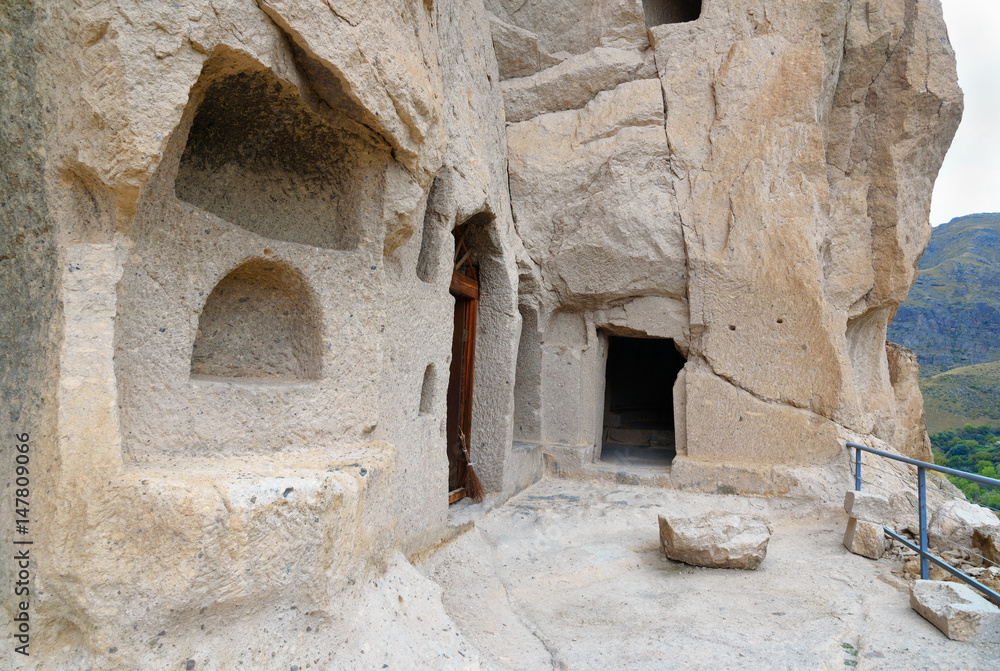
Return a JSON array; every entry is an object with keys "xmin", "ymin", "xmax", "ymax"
[{"xmin": 174, "ymin": 56, "xmax": 390, "ymax": 250}]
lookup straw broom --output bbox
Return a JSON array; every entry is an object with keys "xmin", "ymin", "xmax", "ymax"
[{"xmin": 458, "ymin": 428, "xmax": 485, "ymax": 503}]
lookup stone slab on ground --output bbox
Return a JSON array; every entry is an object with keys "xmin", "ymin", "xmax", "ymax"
[
  {"xmin": 844, "ymin": 518, "xmax": 886, "ymax": 559},
  {"xmin": 844, "ymin": 490, "xmax": 892, "ymax": 524},
  {"xmin": 910, "ymin": 580, "xmax": 1000, "ymax": 642},
  {"xmin": 658, "ymin": 511, "xmax": 772, "ymax": 569}
]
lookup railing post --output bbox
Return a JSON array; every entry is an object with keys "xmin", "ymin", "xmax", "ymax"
[
  {"xmin": 855, "ymin": 446, "xmax": 862, "ymax": 492},
  {"xmin": 918, "ymin": 466, "xmax": 928, "ymax": 580}
]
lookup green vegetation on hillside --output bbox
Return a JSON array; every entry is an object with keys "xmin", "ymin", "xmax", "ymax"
[
  {"xmin": 930, "ymin": 425, "xmax": 1000, "ymax": 510},
  {"xmin": 887, "ymin": 213, "xmax": 1000, "ymax": 377},
  {"xmin": 920, "ymin": 360, "xmax": 1000, "ymax": 434}
]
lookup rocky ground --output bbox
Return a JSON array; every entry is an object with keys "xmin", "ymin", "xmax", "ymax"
[
  {"xmin": 21, "ymin": 475, "xmax": 999, "ymax": 671},
  {"xmin": 419, "ymin": 478, "xmax": 999, "ymax": 670}
]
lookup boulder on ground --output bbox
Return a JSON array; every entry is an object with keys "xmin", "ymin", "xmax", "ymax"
[
  {"xmin": 843, "ymin": 518, "xmax": 886, "ymax": 560},
  {"xmin": 910, "ymin": 580, "xmax": 1000, "ymax": 642},
  {"xmin": 929, "ymin": 500, "xmax": 1000, "ymax": 548},
  {"xmin": 658, "ymin": 512, "xmax": 772, "ymax": 570},
  {"xmin": 843, "ymin": 490, "xmax": 891, "ymax": 524}
]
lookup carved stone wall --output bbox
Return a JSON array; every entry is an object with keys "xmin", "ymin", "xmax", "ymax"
[{"xmin": 0, "ymin": 0, "xmax": 961, "ymax": 666}]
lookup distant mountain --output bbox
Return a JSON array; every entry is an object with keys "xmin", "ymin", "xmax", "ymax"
[
  {"xmin": 919, "ymin": 360, "xmax": 1000, "ymax": 433},
  {"xmin": 887, "ymin": 212, "xmax": 1000, "ymax": 377}
]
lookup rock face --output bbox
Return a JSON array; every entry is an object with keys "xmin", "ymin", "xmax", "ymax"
[
  {"xmin": 930, "ymin": 500, "xmax": 1000, "ymax": 548},
  {"xmin": 885, "ymin": 342, "xmax": 934, "ymax": 460},
  {"xmin": 500, "ymin": 0, "xmax": 961, "ymax": 488},
  {"xmin": 2, "ymin": 1, "xmax": 523, "ymax": 667},
  {"xmin": 0, "ymin": 0, "xmax": 962, "ymax": 667},
  {"xmin": 659, "ymin": 512, "xmax": 772, "ymax": 569}
]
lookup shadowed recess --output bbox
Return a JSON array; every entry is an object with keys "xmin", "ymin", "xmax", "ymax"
[
  {"xmin": 602, "ymin": 335, "xmax": 686, "ymax": 466},
  {"xmin": 174, "ymin": 52, "xmax": 389, "ymax": 250},
  {"xmin": 643, "ymin": 0, "xmax": 701, "ymax": 27},
  {"xmin": 420, "ymin": 363, "xmax": 437, "ymax": 414}
]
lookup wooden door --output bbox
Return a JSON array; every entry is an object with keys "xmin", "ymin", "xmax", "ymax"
[{"xmin": 447, "ymin": 267, "xmax": 478, "ymax": 501}]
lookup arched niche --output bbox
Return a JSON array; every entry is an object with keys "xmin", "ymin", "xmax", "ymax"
[
  {"xmin": 191, "ymin": 258, "xmax": 322, "ymax": 382},
  {"xmin": 419, "ymin": 363, "xmax": 437, "ymax": 415},
  {"xmin": 174, "ymin": 48, "xmax": 391, "ymax": 251}
]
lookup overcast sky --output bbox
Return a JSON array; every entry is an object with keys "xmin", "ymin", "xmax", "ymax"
[{"xmin": 929, "ymin": 1, "xmax": 1000, "ymax": 225}]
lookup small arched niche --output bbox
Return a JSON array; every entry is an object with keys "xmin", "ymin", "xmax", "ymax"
[
  {"xmin": 191, "ymin": 259, "xmax": 321, "ymax": 382},
  {"xmin": 643, "ymin": 0, "xmax": 702, "ymax": 27},
  {"xmin": 419, "ymin": 363, "xmax": 437, "ymax": 415}
]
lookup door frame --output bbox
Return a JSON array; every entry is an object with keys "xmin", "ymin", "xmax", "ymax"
[{"xmin": 446, "ymin": 267, "xmax": 478, "ymax": 501}]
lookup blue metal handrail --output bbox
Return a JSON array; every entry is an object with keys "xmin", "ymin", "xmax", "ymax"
[{"xmin": 846, "ymin": 441, "xmax": 1000, "ymax": 605}]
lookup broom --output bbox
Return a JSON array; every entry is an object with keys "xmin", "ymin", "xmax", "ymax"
[{"xmin": 458, "ymin": 428, "xmax": 486, "ymax": 503}]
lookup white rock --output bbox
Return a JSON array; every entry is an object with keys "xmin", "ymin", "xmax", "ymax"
[
  {"xmin": 508, "ymin": 79, "xmax": 686, "ymax": 307},
  {"xmin": 929, "ymin": 500, "xmax": 1000, "ymax": 548},
  {"xmin": 843, "ymin": 490, "xmax": 892, "ymax": 524},
  {"xmin": 843, "ymin": 518, "xmax": 886, "ymax": 560},
  {"xmin": 500, "ymin": 47, "xmax": 650, "ymax": 123},
  {"xmin": 910, "ymin": 580, "xmax": 1000, "ymax": 643},
  {"xmin": 488, "ymin": 14, "xmax": 562, "ymax": 80},
  {"xmin": 658, "ymin": 512, "xmax": 772, "ymax": 570}
]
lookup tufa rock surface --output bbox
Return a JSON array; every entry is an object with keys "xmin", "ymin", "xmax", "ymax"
[
  {"xmin": 929, "ymin": 500, "xmax": 1000, "ymax": 548},
  {"xmin": 973, "ymin": 527, "xmax": 1000, "ymax": 565},
  {"xmin": 910, "ymin": 580, "xmax": 1000, "ymax": 643},
  {"xmin": 659, "ymin": 511, "xmax": 772, "ymax": 569},
  {"xmin": 843, "ymin": 490, "xmax": 892, "ymax": 524},
  {"xmin": 501, "ymin": 0, "xmax": 961, "ymax": 485},
  {"xmin": 843, "ymin": 518, "xmax": 886, "ymax": 560},
  {"xmin": 1, "ymin": 0, "xmax": 964, "ymax": 667}
]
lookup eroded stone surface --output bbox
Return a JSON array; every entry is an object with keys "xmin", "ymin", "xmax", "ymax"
[
  {"xmin": 659, "ymin": 511, "xmax": 772, "ymax": 569},
  {"xmin": 1, "ymin": 1, "xmax": 965, "ymax": 667},
  {"xmin": 501, "ymin": 47, "xmax": 653, "ymax": 122},
  {"xmin": 973, "ymin": 528, "xmax": 1000, "ymax": 565},
  {"xmin": 886, "ymin": 342, "xmax": 934, "ymax": 461},
  {"xmin": 844, "ymin": 490, "xmax": 892, "ymax": 524},
  {"xmin": 930, "ymin": 500, "xmax": 1000, "ymax": 548},
  {"xmin": 508, "ymin": 78, "xmax": 684, "ymax": 309},
  {"xmin": 498, "ymin": 0, "xmax": 961, "ymax": 474},
  {"xmin": 844, "ymin": 517, "xmax": 886, "ymax": 560},
  {"xmin": 910, "ymin": 580, "xmax": 1000, "ymax": 643}
]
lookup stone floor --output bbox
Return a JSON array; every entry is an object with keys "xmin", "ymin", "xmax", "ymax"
[
  {"xmin": 425, "ymin": 478, "xmax": 1000, "ymax": 670},
  {"xmin": 597, "ymin": 442, "xmax": 676, "ymax": 469}
]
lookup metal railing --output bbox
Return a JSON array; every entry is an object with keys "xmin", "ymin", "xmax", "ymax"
[{"xmin": 846, "ymin": 441, "xmax": 1000, "ymax": 605}]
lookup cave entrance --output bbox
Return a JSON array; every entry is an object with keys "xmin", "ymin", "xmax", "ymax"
[{"xmin": 601, "ymin": 336, "xmax": 685, "ymax": 467}]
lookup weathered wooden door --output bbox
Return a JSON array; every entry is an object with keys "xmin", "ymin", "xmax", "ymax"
[{"xmin": 446, "ymin": 266, "xmax": 478, "ymax": 502}]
